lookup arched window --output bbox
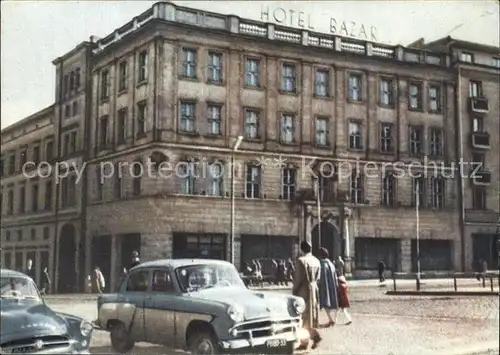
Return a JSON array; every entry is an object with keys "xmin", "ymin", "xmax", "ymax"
[{"xmin": 132, "ymin": 160, "xmax": 142, "ymax": 196}]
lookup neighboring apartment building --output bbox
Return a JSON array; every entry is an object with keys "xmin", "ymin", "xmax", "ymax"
[
  {"xmin": 410, "ymin": 36, "xmax": 500, "ymax": 271},
  {"xmin": 4, "ymin": 2, "xmax": 493, "ymax": 292}
]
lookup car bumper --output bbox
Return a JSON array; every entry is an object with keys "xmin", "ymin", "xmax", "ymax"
[{"xmin": 219, "ymin": 327, "xmax": 310, "ymax": 351}]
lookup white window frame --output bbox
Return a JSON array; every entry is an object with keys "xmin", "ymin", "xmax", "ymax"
[{"xmin": 180, "ymin": 102, "xmax": 196, "ymax": 133}]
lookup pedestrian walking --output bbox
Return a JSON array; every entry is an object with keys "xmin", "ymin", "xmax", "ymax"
[
  {"xmin": 293, "ymin": 241, "xmax": 322, "ymax": 350},
  {"xmin": 335, "ymin": 275, "xmax": 352, "ymax": 325},
  {"xmin": 286, "ymin": 258, "xmax": 295, "ymax": 282},
  {"xmin": 378, "ymin": 259, "xmax": 386, "ymax": 283},
  {"xmin": 335, "ymin": 256, "xmax": 345, "ymax": 276},
  {"xmin": 25, "ymin": 259, "xmax": 36, "ymax": 282},
  {"xmin": 276, "ymin": 260, "xmax": 286, "ymax": 286},
  {"xmin": 318, "ymin": 248, "xmax": 339, "ymax": 328},
  {"xmin": 40, "ymin": 267, "xmax": 51, "ymax": 295},
  {"xmin": 481, "ymin": 260, "xmax": 488, "ymax": 285},
  {"xmin": 91, "ymin": 266, "xmax": 105, "ymax": 293}
]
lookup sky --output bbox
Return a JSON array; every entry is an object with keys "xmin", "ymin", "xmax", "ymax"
[{"xmin": 1, "ymin": 0, "xmax": 499, "ymax": 128}]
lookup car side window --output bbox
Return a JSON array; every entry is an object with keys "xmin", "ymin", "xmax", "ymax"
[
  {"xmin": 126, "ymin": 270, "xmax": 149, "ymax": 292},
  {"xmin": 152, "ymin": 270, "xmax": 174, "ymax": 293}
]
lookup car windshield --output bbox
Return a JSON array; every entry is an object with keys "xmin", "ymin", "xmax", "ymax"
[
  {"xmin": 176, "ymin": 263, "xmax": 245, "ymax": 292},
  {"xmin": 0, "ymin": 276, "xmax": 41, "ymax": 301}
]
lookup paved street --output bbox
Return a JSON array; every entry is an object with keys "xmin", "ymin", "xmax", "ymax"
[{"xmin": 46, "ymin": 282, "xmax": 499, "ymax": 354}]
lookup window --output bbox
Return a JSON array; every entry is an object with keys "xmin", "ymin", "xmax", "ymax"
[
  {"xmin": 470, "ymin": 152, "xmax": 484, "ymax": 171},
  {"xmin": 281, "ymin": 63, "xmax": 296, "ymax": 93},
  {"xmin": 245, "ymin": 165, "xmax": 261, "ymax": 199},
  {"xmin": 208, "ymin": 52, "xmax": 223, "ymax": 83},
  {"xmin": 5, "ymin": 231, "xmax": 10, "ymax": 242},
  {"xmin": 429, "ymin": 128, "xmax": 443, "ymax": 157},
  {"xmin": 472, "ymin": 186, "xmax": 486, "ymax": 210},
  {"xmin": 63, "ymin": 75, "xmax": 69, "ymax": 95},
  {"xmin": 349, "ymin": 121, "xmax": 362, "ymax": 150},
  {"xmin": 20, "ymin": 150, "xmax": 27, "ymax": 170},
  {"xmin": 472, "ymin": 117, "xmax": 483, "ymax": 132},
  {"xmin": 45, "ymin": 180, "xmax": 52, "ymax": 210},
  {"xmin": 70, "ymin": 71, "xmax": 75, "ymax": 91},
  {"xmin": 114, "ymin": 163, "xmax": 122, "ymax": 199},
  {"xmin": 99, "ymin": 116, "xmax": 109, "ymax": 147},
  {"xmin": 180, "ymin": 162, "xmax": 196, "ymax": 195},
  {"xmin": 152, "ymin": 270, "xmax": 174, "ymax": 292},
  {"xmin": 182, "ymin": 48, "xmax": 197, "ymax": 78},
  {"xmin": 493, "ymin": 57, "xmax": 500, "ymax": 68},
  {"xmin": 72, "ymin": 101, "xmax": 79, "ymax": 116},
  {"xmin": 348, "ymin": 74, "xmax": 362, "ymax": 101},
  {"xmin": 428, "ymin": 85, "xmax": 441, "ymax": 112},
  {"xmin": 379, "ymin": 78, "xmax": 393, "ymax": 106},
  {"xmin": 245, "ymin": 58, "xmax": 260, "ymax": 87},
  {"xmin": 280, "ymin": 113, "xmax": 295, "ymax": 144},
  {"xmin": 282, "ymin": 168, "xmax": 296, "ymax": 200},
  {"xmin": 63, "ymin": 134, "xmax": 70, "ymax": 156},
  {"xmin": 118, "ymin": 61, "xmax": 127, "ymax": 91},
  {"xmin": 43, "ymin": 227, "xmax": 50, "ymax": 240},
  {"xmin": 19, "ymin": 185, "xmax": 25, "ymax": 213},
  {"xmin": 75, "ymin": 68, "xmax": 81, "ymax": 89},
  {"xmin": 31, "ymin": 184, "xmax": 38, "ymax": 212},
  {"xmin": 408, "ymin": 82, "xmax": 422, "ymax": 110},
  {"xmin": 409, "ymin": 126, "xmax": 423, "ymax": 156},
  {"xmin": 117, "ymin": 108, "xmax": 127, "ymax": 144},
  {"xmin": 126, "ymin": 271, "xmax": 149, "ymax": 292},
  {"xmin": 382, "ymin": 172, "xmax": 395, "ymax": 207},
  {"xmin": 315, "ymin": 117, "xmax": 329, "ymax": 147},
  {"xmin": 100, "ymin": 69, "xmax": 109, "ymax": 100},
  {"xmin": 180, "ymin": 102, "xmax": 196, "ymax": 133},
  {"xmin": 70, "ymin": 132, "xmax": 77, "ymax": 153},
  {"xmin": 412, "ymin": 177, "xmax": 425, "ymax": 207},
  {"xmin": 244, "ymin": 110, "xmax": 259, "ymax": 140},
  {"xmin": 207, "ymin": 105, "xmax": 221, "ymax": 135},
  {"xmin": 7, "ymin": 189, "xmax": 13, "ymax": 215},
  {"xmin": 95, "ymin": 167, "xmax": 103, "ymax": 201},
  {"xmin": 31, "ymin": 229, "xmax": 36, "ymax": 240},
  {"xmin": 208, "ymin": 163, "xmax": 223, "ymax": 197},
  {"xmin": 65, "ymin": 105, "xmax": 71, "ymax": 118},
  {"xmin": 460, "ymin": 52, "xmax": 473, "ymax": 62},
  {"xmin": 315, "ymin": 70, "xmax": 329, "ymax": 97},
  {"xmin": 45, "ymin": 141, "xmax": 54, "ymax": 161},
  {"xmin": 137, "ymin": 101, "xmax": 147, "ymax": 135},
  {"xmin": 8, "ymin": 155, "xmax": 15, "ymax": 175},
  {"xmin": 318, "ymin": 175, "xmax": 334, "ymax": 203},
  {"xmin": 17, "ymin": 230, "xmax": 22, "ymax": 242},
  {"xmin": 32, "ymin": 146, "xmax": 40, "ymax": 164},
  {"xmin": 132, "ymin": 161, "xmax": 141, "ymax": 196},
  {"xmin": 431, "ymin": 177, "xmax": 445, "ymax": 209},
  {"xmin": 469, "ymin": 81, "xmax": 482, "ymax": 97},
  {"xmin": 61, "ymin": 175, "xmax": 76, "ymax": 207},
  {"xmin": 138, "ymin": 51, "xmax": 148, "ymax": 82},
  {"xmin": 350, "ymin": 172, "xmax": 364, "ymax": 204},
  {"xmin": 380, "ymin": 123, "xmax": 394, "ymax": 153}
]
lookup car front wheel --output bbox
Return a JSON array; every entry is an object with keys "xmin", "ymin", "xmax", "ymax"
[
  {"xmin": 110, "ymin": 321, "xmax": 135, "ymax": 353},
  {"xmin": 188, "ymin": 331, "xmax": 219, "ymax": 354}
]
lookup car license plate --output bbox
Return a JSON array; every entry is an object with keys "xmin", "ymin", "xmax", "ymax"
[{"xmin": 266, "ymin": 338, "xmax": 287, "ymax": 348}]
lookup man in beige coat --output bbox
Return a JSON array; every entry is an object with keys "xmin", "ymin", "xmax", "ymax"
[{"xmin": 292, "ymin": 241, "xmax": 322, "ymax": 350}]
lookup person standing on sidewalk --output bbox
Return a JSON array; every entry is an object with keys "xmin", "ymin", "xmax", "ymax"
[
  {"xmin": 293, "ymin": 241, "xmax": 322, "ymax": 350},
  {"xmin": 335, "ymin": 256, "xmax": 345, "ymax": 276},
  {"xmin": 335, "ymin": 275, "xmax": 352, "ymax": 325},
  {"xmin": 91, "ymin": 266, "xmax": 105, "ymax": 293},
  {"xmin": 40, "ymin": 267, "xmax": 51, "ymax": 295},
  {"xmin": 318, "ymin": 248, "xmax": 339, "ymax": 328},
  {"xmin": 378, "ymin": 259, "xmax": 386, "ymax": 283}
]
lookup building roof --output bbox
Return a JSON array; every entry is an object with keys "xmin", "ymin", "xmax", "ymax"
[
  {"xmin": 134, "ymin": 258, "xmax": 232, "ymax": 270},
  {"xmin": 0, "ymin": 105, "xmax": 54, "ymax": 135},
  {"xmin": 409, "ymin": 36, "xmax": 499, "ymax": 54}
]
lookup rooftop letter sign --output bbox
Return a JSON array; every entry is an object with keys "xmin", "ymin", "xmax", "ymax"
[{"xmin": 260, "ymin": 5, "xmax": 378, "ymax": 42}]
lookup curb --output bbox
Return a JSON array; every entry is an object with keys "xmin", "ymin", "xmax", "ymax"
[{"xmin": 386, "ymin": 291, "xmax": 499, "ymax": 296}]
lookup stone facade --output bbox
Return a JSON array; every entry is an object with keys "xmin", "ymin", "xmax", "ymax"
[{"xmin": 1, "ymin": 2, "xmax": 498, "ymax": 292}]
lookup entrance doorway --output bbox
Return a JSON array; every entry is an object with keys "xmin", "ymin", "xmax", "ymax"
[
  {"xmin": 91, "ymin": 235, "xmax": 112, "ymax": 290},
  {"xmin": 472, "ymin": 234, "xmax": 498, "ymax": 270},
  {"xmin": 121, "ymin": 233, "xmax": 141, "ymax": 270},
  {"xmin": 311, "ymin": 220, "xmax": 341, "ymax": 260},
  {"xmin": 58, "ymin": 224, "xmax": 77, "ymax": 293}
]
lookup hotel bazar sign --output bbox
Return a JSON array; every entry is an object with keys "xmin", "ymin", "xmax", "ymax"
[{"xmin": 260, "ymin": 4, "xmax": 378, "ymax": 41}]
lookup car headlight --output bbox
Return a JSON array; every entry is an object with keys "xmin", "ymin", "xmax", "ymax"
[
  {"xmin": 227, "ymin": 305, "xmax": 245, "ymax": 323},
  {"xmin": 293, "ymin": 298, "xmax": 305, "ymax": 315},
  {"xmin": 80, "ymin": 320, "xmax": 93, "ymax": 337}
]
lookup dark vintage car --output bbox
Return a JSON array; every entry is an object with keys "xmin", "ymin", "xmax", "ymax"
[
  {"xmin": 94, "ymin": 259, "xmax": 310, "ymax": 354},
  {"xmin": 0, "ymin": 269, "xmax": 93, "ymax": 354}
]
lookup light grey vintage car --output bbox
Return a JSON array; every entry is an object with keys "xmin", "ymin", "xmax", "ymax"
[{"xmin": 94, "ymin": 259, "xmax": 309, "ymax": 354}]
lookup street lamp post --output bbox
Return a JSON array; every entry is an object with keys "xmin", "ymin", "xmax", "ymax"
[
  {"xmin": 416, "ymin": 179, "xmax": 421, "ymax": 290},
  {"xmin": 229, "ymin": 136, "xmax": 243, "ymax": 265}
]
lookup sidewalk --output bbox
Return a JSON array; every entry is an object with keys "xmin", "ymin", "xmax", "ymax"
[{"xmin": 44, "ymin": 278, "xmax": 496, "ymax": 301}]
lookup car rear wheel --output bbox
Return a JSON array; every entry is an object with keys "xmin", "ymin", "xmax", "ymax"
[
  {"xmin": 110, "ymin": 321, "xmax": 135, "ymax": 353},
  {"xmin": 188, "ymin": 331, "xmax": 219, "ymax": 354}
]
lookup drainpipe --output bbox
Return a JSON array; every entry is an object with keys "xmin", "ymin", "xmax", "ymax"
[{"xmin": 456, "ymin": 66, "xmax": 466, "ymax": 272}]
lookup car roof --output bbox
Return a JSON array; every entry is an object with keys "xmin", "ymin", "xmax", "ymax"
[
  {"xmin": 133, "ymin": 258, "xmax": 232, "ymax": 270},
  {"xmin": 0, "ymin": 269, "xmax": 29, "ymax": 278}
]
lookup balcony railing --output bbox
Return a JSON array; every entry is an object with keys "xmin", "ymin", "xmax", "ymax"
[
  {"xmin": 469, "ymin": 97, "xmax": 489, "ymax": 113},
  {"xmin": 472, "ymin": 170, "xmax": 491, "ymax": 185},
  {"xmin": 471, "ymin": 132, "xmax": 490, "ymax": 149}
]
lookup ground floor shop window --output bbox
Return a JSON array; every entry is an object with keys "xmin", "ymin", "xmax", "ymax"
[
  {"xmin": 472, "ymin": 233, "xmax": 498, "ymax": 270},
  {"xmin": 354, "ymin": 237, "xmax": 399, "ymax": 271},
  {"xmin": 412, "ymin": 239, "xmax": 452, "ymax": 271},
  {"xmin": 173, "ymin": 233, "xmax": 226, "ymax": 260},
  {"xmin": 240, "ymin": 235, "xmax": 294, "ymax": 276}
]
